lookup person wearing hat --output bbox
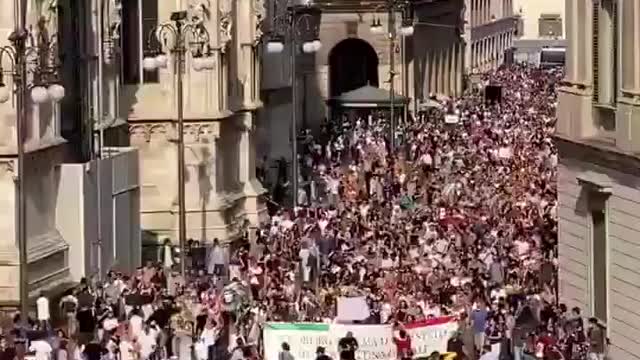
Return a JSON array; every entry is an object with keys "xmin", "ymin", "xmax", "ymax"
[{"xmin": 315, "ymin": 346, "xmax": 332, "ymax": 360}]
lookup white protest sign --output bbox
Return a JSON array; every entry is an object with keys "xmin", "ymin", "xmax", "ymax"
[
  {"xmin": 263, "ymin": 317, "xmax": 458, "ymax": 360},
  {"xmin": 444, "ymin": 114, "xmax": 460, "ymax": 124},
  {"xmin": 498, "ymin": 146, "xmax": 512, "ymax": 159}
]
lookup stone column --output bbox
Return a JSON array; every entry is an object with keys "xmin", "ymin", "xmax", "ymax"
[
  {"xmin": 616, "ymin": 0, "xmax": 640, "ymax": 153},
  {"xmin": 564, "ymin": 0, "xmax": 578, "ymax": 83},
  {"xmin": 425, "ymin": 49, "xmax": 432, "ymax": 98},
  {"xmin": 444, "ymin": 47, "xmax": 452, "ymax": 96},
  {"xmin": 429, "ymin": 50, "xmax": 436, "ymax": 96},
  {"xmin": 237, "ymin": 112, "xmax": 267, "ymax": 225},
  {"xmin": 0, "ymin": 160, "xmax": 18, "ymax": 305},
  {"xmin": 620, "ymin": 0, "xmax": 640, "ymax": 93},
  {"xmin": 448, "ymin": 46, "xmax": 455, "ymax": 96},
  {"xmin": 438, "ymin": 48, "xmax": 445, "ymax": 95},
  {"xmin": 456, "ymin": 42, "xmax": 463, "ymax": 97}
]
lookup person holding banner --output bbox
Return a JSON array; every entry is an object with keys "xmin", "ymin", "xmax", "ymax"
[
  {"xmin": 337, "ymin": 332, "xmax": 358, "ymax": 360},
  {"xmin": 392, "ymin": 325, "xmax": 413, "ymax": 360}
]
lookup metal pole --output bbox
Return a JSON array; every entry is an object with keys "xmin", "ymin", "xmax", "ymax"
[
  {"xmin": 388, "ymin": 4, "xmax": 396, "ymax": 150},
  {"xmin": 176, "ymin": 24, "xmax": 187, "ymax": 277},
  {"xmin": 96, "ymin": 0, "xmax": 105, "ymax": 281},
  {"xmin": 10, "ymin": 27, "xmax": 29, "ymax": 320},
  {"xmin": 401, "ymin": 30, "xmax": 408, "ymax": 124},
  {"xmin": 291, "ymin": 15, "xmax": 299, "ymax": 208}
]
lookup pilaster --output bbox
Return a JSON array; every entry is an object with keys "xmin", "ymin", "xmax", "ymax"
[
  {"xmin": 236, "ymin": 112, "xmax": 268, "ymax": 225},
  {"xmin": 620, "ymin": 0, "xmax": 640, "ymax": 93}
]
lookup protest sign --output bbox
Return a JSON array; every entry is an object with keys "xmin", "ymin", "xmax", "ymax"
[
  {"xmin": 336, "ymin": 296, "xmax": 370, "ymax": 322},
  {"xmin": 263, "ymin": 317, "xmax": 458, "ymax": 360},
  {"xmin": 404, "ymin": 317, "xmax": 458, "ymax": 357},
  {"xmin": 444, "ymin": 114, "xmax": 460, "ymax": 124}
]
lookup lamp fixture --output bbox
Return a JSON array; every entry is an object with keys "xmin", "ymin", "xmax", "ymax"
[
  {"xmin": 266, "ymin": 35, "xmax": 285, "ymax": 54},
  {"xmin": 400, "ymin": 19, "xmax": 414, "ymax": 36},
  {"xmin": 370, "ymin": 18, "xmax": 383, "ymax": 34}
]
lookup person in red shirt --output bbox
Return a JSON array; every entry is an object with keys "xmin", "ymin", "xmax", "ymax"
[{"xmin": 393, "ymin": 324, "xmax": 413, "ymax": 360}]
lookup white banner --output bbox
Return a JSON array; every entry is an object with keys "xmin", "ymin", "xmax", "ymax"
[{"xmin": 263, "ymin": 317, "xmax": 458, "ymax": 360}]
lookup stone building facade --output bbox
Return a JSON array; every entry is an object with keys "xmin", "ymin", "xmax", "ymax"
[
  {"xmin": 120, "ymin": 0, "xmax": 267, "ymax": 243},
  {"xmin": 258, "ymin": 0, "xmax": 518, "ymax": 162},
  {"xmin": 0, "ymin": 0, "xmax": 141, "ymax": 308},
  {"xmin": 413, "ymin": 0, "xmax": 517, "ymax": 102},
  {"xmin": 556, "ymin": 0, "xmax": 640, "ymax": 357},
  {"xmin": 513, "ymin": 0, "xmax": 564, "ymax": 40}
]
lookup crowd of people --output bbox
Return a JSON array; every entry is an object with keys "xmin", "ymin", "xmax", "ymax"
[{"xmin": 0, "ymin": 64, "xmax": 609, "ymax": 360}]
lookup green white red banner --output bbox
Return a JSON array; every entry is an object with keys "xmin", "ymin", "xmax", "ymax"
[{"xmin": 263, "ymin": 317, "xmax": 458, "ymax": 360}]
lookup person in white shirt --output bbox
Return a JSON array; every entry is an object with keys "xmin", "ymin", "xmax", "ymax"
[
  {"xmin": 119, "ymin": 339, "xmax": 134, "ymax": 360},
  {"xmin": 29, "ymin": 339, "xmax": 53, "ymax": 360},
  {"xmin": 207, "ymin": 239, "xmax": 226, "ymax": 277},
  {"xmin": 36, "ymin": 293, "xmax": 50, "ymax": 331},
  {"xmin": 129, "ymin": 310, "xmax": 144, "ymax": 340},
  {"xmin": 299, "ymin": 243, "xmax": 311, "ymax": 283},
  {"xmin": 139, "ymin": 327, "xmax": 157, "ymax": 360}
]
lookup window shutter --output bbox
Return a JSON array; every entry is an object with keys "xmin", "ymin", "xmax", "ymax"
[{"xmin": 592, "ymin": 0, "xmax": 599, "ymax": 103}]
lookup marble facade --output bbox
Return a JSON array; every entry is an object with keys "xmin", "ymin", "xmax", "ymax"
[{"xmin": 121, "ymin": 0, "xmax": 268, "ymax": 244}]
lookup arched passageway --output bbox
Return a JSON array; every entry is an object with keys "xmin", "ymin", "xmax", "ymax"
[{"xmin": 329, "ymin": 38, "xmax": 379, "ymax": 97}]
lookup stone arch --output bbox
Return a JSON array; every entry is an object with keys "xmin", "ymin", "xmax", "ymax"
[{"xmin": 328, "ymin": 38, "xmax": 379, "ymax": 98}]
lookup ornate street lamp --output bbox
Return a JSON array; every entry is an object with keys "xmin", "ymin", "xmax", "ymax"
[
  {"xmin": 0, "ymin": 25, "xmax": 65, "ymax": 318},
  {"xmin": 264, "ymin": 0, "xmax": 322, "ymax": 206},
  {"xmin": 142, "ymin": 10, "xmax": 215, "ymax": 277},
  {"xmin": 369, "ymin": 0, "xmax": 414, "ymax": 149}
]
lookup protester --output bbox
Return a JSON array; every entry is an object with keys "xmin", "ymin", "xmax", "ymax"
[
  {"xmin": 337, "ymin": 332, "xmax": 358, "ymax": 360},
  {"xmin": 0, "ymin": 64, "xmax": 592, "ymax": 360}
]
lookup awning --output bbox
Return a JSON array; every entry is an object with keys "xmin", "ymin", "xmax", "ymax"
[{"xmin": 329, "ymin": 85, "xmax": 409, "ymax": 108}]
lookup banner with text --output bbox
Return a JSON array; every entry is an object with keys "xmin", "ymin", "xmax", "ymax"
[{"xmin": 263, "ymin": 317, "xmax": 458, "ymax": 360}]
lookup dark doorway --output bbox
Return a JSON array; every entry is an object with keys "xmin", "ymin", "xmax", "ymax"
[{"xmin": 329, "ymin": 38, "xmax": 379, "ymax": 97}]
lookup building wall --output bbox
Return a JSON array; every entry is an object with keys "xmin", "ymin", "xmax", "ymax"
[
  {"xmin": 467, "ymin": 0, "xmax": 518, "ymax": 74},
  {"xmin": 0, "ymin": 0, "xmax": 73, "ymax": 304},
  {"xmin": 557, "ymin": 140, "xmax": 640, "ymax": 358},
  {"xmin": 57, "ymin": 148, "xmax": 141, "ymax": 282},
  {"xmin": 414, "ymin": 0, "xmax": 465, "ymax": 101},
  {"xmin": 557, "ymin": 0, "xmax": 640, "ymax": 357},
  {"xmin": 513, "ymin": 0, "xmax": 564, "ymax": 39},
  {"xmin": 120, "ymin": 0, "xmax": 268, "ymax": 244},
  {"xmin": 412, "ymin": 0, "xmax": 517, "ymax": 101}
]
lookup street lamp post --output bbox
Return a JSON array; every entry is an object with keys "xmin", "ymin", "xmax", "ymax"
[
  {"xmin": 265, "ymin": 1, "xmax": 322, "ymax": 207},
  {"xmin": 142, "ymin": 11, "xmax": 215, "ymax": 277},
  {"xmin": 370, "ymin": 1, "xmax": 413, "ymax": 150},
  {"xmin": 0, "ymin": 28, "xmax": 66, "ymax": 318}
]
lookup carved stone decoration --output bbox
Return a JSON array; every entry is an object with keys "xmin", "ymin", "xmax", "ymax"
[
  {"xmin": 41, "ymin": 0, "xmax": 59, "ymax": 36},
  {"xmin": 218, "ymin": 0, "xmax": 233, "ymax": 51},
  {"xmin": 109, "ymin": 0, "xmax": 123, "ymax": 40},
  {"xmin": 188, "ymin": 0, "xmax": 211, "ymax": 25},
  {"xmin": 129, "ymin": 124, "xmax": 152, "ymax": 142},
  {"xmin": 252, "ymin": 0, "xmax": 266, "ymax": 45},
  {"xmin": 0, "ymin": 159, "xmax": 18, "ymax": 182}
]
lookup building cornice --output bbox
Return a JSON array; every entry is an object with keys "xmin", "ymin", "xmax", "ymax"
[
  {"xmin": 555, "ymin": 134, "xmax": 640, "ymax": 177},
  {"xmin": 470, "ymin": 16, "xmax": 518, "ymax": 41}
]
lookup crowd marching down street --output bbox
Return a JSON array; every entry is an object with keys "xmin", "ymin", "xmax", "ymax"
[{"xmin": 1, "ymin": 65, "xmax": 609, "ymax": 360}]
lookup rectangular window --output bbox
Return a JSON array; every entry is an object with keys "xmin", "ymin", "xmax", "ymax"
[
  {"xmin": 538, "ymin": 14, "xmax": 563, "ymax": 38},
  {"xmin": 121, "ymin": 0, "xmax": 159, "ymax": 84},
  {"xmin": 590, "ymin": 192, "xmax": 608, "ymax": 325},
  {"xmin": 252, "ymin": 47, "xmax": 258, "ymax": 101},
  {"xmin": 593, "ymin": 0, "xmax": 618, "ymax": 105}
]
